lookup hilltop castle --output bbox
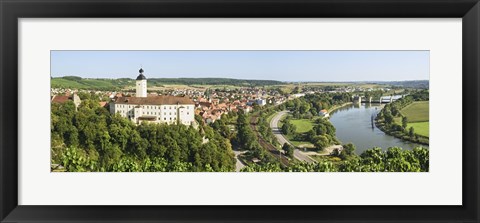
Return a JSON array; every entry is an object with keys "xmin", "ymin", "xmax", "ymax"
[{"xmin": 110, "ymin": 68, "xmax": 195, "ymax": 125}]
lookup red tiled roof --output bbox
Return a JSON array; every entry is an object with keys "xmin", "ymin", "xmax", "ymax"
[
  {"xmin": 99, "ymin": 101, "xmax": 108, "ymax": 107},
  {"xmin": 51, "ymin": 95, "xmax": 70, "ymax": 104},
  {"xmin": 114, "ymin": 95, "xmax": 194, "ymax": 105}
]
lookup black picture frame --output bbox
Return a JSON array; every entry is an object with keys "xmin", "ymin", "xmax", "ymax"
[{"xmin": 1, "ymin": 0, "xmax": 479, "ymax": 222}]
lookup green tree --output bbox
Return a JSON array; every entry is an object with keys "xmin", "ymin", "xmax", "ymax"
[
  {"xmin": 282, "ymin": 143, "xmax": 295, "ymax": 158},
  {"xmin": 402, "ymin": 116, "xmax": 408, "ymax": 129},
  {"xmin": 195, "ymin": 114, "xmax": 204, "ymax": 126},
  {"xmin": 384, "ymin": 113, "xmax": 394, "ymax": 125},
  {"xmin": 299, "ymin": 102, "xmax": 311, "ymax": 114},
  {"xmin": 409, "ymin": 127, "xmax": 415, "ymax": 138},
  {"xmin": 281, "ymin": 120, "xmax": 296, "ymax": 135},
  {"xmin": 343, "ymin": 143, "xmax": 356, "ymax": 155},
  {"xmin": 313, "ymin": 135, "xmax": 330, "ymax": 151}
]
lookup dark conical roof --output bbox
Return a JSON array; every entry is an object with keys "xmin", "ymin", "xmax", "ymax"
[
  {"xmin": 136, "ymin": 74, "xmax": 146, "ymax": 80},
  {"xmin": 136, "ymin": 68, "xmax": 146, "ymax": 80}
]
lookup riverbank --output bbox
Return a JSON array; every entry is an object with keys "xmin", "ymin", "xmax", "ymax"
[
  {"xmin": 328, "ymin": 102, "xmax": 353, "ymax": 115},
  {"xmin": 329, "ymin": 103, "xmax": 427, "ymax": 153},
  {"xmin": 374, "ymin": 112, "xmax": 429, "ymax": 146}
]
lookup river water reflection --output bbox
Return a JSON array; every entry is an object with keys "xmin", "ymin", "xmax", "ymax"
[{"xmin": 329, "ymin": 103, "xmax": 428, "ymax": 154}]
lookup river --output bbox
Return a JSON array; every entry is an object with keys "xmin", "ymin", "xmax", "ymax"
[{"xmin": 329, "ymin": 103, "xmax": 427, "ymax": 154}]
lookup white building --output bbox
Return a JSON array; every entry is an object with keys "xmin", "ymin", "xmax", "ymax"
[
  {"xmin": 255, "ymin": 98, "xmax": 267, "ymax": 106},
  {"xmin": 291, "ymin": 93, "xmax": 306, "ymax": 98},
  {"xmin": 110, "ymin": 68, "xmax": 195, "ymax": 125},
  {"xmin": 247, "ymin": 98, "xmax": 266, "ymax": 106}
]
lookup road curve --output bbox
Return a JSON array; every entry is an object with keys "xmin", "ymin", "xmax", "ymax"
[
  {"xmin": 270, "ymin": 111, "xmax": 316, "ymax": 163},
  {"xmin": 269, "ymin": 111, "xmax": 291, "ymax": 146},
  {"xmin": 233, "ymin": 150, "xmax": 246, "ymax": 172}
]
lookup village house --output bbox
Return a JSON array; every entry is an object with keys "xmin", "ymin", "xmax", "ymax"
[
  {"xmin": 319, "ymin": 109, "xmax": 329, "ymax": 118},
  {"xmin": 51, "ymin": 93, "xmax": 82, "ymax": 109}
]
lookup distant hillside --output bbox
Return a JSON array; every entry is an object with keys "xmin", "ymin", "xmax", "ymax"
[
  {"xmin": 370, "ymin": 80, "xmax": 429, "ymax": 89},
  {"xmin": 51, "ymin": 76, "xmax": 134, "ymax": 90},
  {"xmin": 51, "ymin": 76, "xmax": 284, "ymax": 90},
  {"xmin": 147, "ymin": 78, "xmax": 283, "ymax": 86}
]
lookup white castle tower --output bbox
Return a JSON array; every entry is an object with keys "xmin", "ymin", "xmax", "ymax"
[{"xmin": 136, "ymin": 68, "xmax": 147, "ymax": 97}]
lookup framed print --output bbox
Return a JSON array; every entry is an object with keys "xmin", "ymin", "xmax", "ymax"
[{"xmin": 1, "ymin": 0, "xmax": 479, "ymax": 222}]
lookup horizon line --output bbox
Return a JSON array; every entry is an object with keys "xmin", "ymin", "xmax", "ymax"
[{"xmin": 51, "ymin": 76, "xmax": 429, "ymax": 83}]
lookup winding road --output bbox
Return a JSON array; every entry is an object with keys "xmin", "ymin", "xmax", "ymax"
[
  {"xmin": 233, "ymin": 150, "xmax": 246, "ymax": 172},
  {"xmin": 269, "ymin": 111, "xmax": 316, "ymax": 163}
]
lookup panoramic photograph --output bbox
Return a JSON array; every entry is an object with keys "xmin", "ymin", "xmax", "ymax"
[{"xmin": 50, "ymin": 51, "xmax": 429, "ymax": 172}]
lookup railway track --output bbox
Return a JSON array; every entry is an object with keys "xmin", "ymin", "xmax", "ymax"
[{"xmin": 250, "ymin": 115, "xmax": 290, "ymax": 167}]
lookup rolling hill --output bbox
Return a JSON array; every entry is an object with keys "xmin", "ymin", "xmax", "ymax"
[{"xmin": 51, "ymin": 76, "xmax": 284, "ymax": 90}]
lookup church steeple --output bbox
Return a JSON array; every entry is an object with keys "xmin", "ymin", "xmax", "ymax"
[{"xmin": 135, "ymin": 67, "xmax": 147, "ymax": 97}]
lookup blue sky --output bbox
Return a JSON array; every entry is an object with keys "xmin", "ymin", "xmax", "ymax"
[{"xmin": 51, "ymin": 51, "xmax": 429, "ymax": 82}]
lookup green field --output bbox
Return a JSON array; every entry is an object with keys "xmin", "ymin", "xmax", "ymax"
[
  {"xmin": 283, "ymin": 118, "xmax": 316, "ymax": 148},
  {"xmin": 51, "ymin": 77, "xmax": 133, "ymax": 90},
  {"xmin": 394, "ymin": 101, "xmax": 429, "ymax": 137},
  {"xmin": 400, "ymin": 101, "xmax": 429, "ymax": 122},
  {"xmin": 290, "ymin": 119, "xmax": 315, "ymax": 133},
  {"xmin": 407, "ymin": 122, "xmax": 429, "ymax": 137}
]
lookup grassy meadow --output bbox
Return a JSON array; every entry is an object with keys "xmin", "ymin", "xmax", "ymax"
[
  {"xmin": 407, "ymin": 122, "xmax": 429, "ymax": 137},
  {"xmin": 289, "ymin": 119, "xmax": 315, "ymax": 133},
  {"xmin": 401, "ymin": 101, "xmax": 429, "ymax": 122},
  {"xmin": 395, "ymin": 101, "xmax": 429, "ymax": 137},
  {"xmin": 283, "ymin": 118, "xmax": 316, "ymax": 148}
]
